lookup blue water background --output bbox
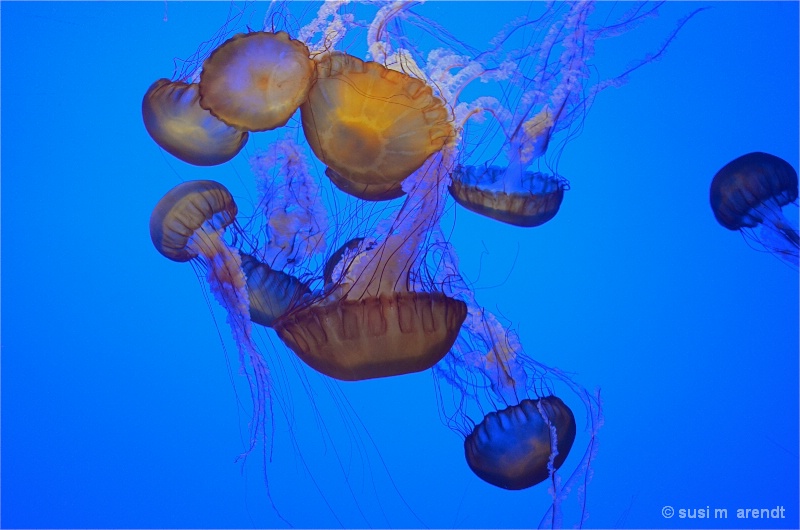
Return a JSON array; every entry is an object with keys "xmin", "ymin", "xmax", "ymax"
[{"xmin": 2, "ymin": 2, "xmax": 798, "ymax": 529}]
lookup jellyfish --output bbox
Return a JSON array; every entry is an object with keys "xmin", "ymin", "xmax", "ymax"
[
  {"xmin": 710, "ymin": 152, "xmax": 799, "ymax": 266},
  {"xmin": 150, "ymin": 179, "xmax": 239, "ymax": 263},
  {"xmin": 273, "ymin": 156, "xmax": 467, "ymax": 382},
  {"xmin": 199, "ymin": 31, "xmax": 316, "ymax": 132},
  {"xmin": 300, "ymin": 52, "xmax": 453, "ymax": 200},
  {"xmin": 248, "ymin": 137, "xmax": 330, "ymax": 272},
  {"xmin": 464, "ymin": 396, "xmax": 576, "ymax": 490},
  {"xmin": 432, "ymin": 2, "xmax": 703, "ymax": 227},
  {"xmin": 447, "ymin": 102, "xmax": 572, "ymax": 227},
  {"xmin": 450, "ymin": 166, "xmax": 569, "ymax": 227},
  {"xmin": 240, "ymin": 252, "xmax": 310, "ymax": 327},
  {"xmin": 149, "ymin": 180, "xmax": 275, "ymax": 475},
  {"xmin": 426, "ymin": 226, "xmax": 601, "ymax": 528},
  {"xmin": 142, "ymin": 1, "xmax": 699, "ymax": 525},
  {"xmin": 142, "ymin": 79, "xmax": 249, "ymax": 166}
]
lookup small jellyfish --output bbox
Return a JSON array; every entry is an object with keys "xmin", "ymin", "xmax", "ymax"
[
  {"xmin": 199, "ymin": 31, "xmax": 316, "ymax": 131},
  {"xmin": 150, "ymin": 180, "xmax": 274, "ymax": 462},
  {"xmin": 142, "ymin": 79, "xmax": 248, "ymax": 166},
  {"xmin": 435, "ymin": 2, "xmax": 701, "ymax": 227},
  {"xmin": 301, "ymin": 52, "xmax": 453, "ymax": 198},
  {"xmin": 240, "ymin": 252, "xmax": 310, "ymax": 328},
  {"xmin": 464, "ymin": 396, "xmax": 576, "ymax": 490},
  {"xmin": 449, "ymin": 166, "xmax": 569, "ymax": 227},
  {"xmin": 427, "ymin": 226, "xmax": 600, "ymax": 527},
  {"xmin": 710, "ymin": 152, "xmax": 799, "ymax": 266},
  {"xmin": 448, "ymin": 104, "xmax": 570, "ymax": 227},
  {"xmin": 150, "ymin": 179, "xmax": 239, "ymax": 263}
]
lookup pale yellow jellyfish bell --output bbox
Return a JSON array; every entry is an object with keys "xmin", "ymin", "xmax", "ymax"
[{"xmin": 199, "ymin": 31, "xmax": 316, "ymax": 132}]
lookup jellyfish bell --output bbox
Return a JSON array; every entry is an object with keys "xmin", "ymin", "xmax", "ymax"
[
  {"xmin": 301, "ymin": 52, "xmax": 453, "ymax": 192},
  {"xmin": 326, "ymin": 167, "xmax": 405, "ymax": 202},
  {"xmin": 449, "ymin": 110, "xmax": 566, "ymax": 228},
  {"xmin": 240, "ymin": 252, "xmax": 310, "ymax": 328},
  {"xmin": 464, "ymin": 396, "xmax": 576, "ymax": 490},
  {"xmin": 142, "ymin": 79, "xmax": 249, "ymax": 166},
  {"xmin": 275, "ymin": 231, "xmax": 467, "ymax": 380},
  {"xmin": 199, "ymin": 31, "xmax": 316, "ymax": 132},
  {"xmin": 710, "ymin": 152, "xmax": 798, "ymax": 230},
  {"xmin": 449, "ymin": 165, "xmax": 569, "ymax": 227},
  {"xmin": 710, "ymin": 152, "xmax": 799, "ymax": 265},
  {"xmin": 150, "ymin": 179, "xmax": 239, "ymax": 263},
  {"xmin": 276, "ymin": 291, "xmax": 465, "ymax": 381}
]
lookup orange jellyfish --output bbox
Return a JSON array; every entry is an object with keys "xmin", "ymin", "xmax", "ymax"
[
  {"xmin": 274, "ymin": 159, "xmax": 467, "ymax": 381},
  {"xmin": 300, "ymin": 52, "xmax": 453, "ymax": 200},
  {"xmin": 464, "ymin": 396, "xmax": 576, "ymax": 490},
  {"xmin": 199, "ymin": 31, "xmax": 316, "ymax": 132},
  {"xmin": 142, "ymin": 79, "xmax": 248, "ymax": 166},
  {"xmin": 710, "ymin": 152, "xmax": 799, "ymax": 266}
]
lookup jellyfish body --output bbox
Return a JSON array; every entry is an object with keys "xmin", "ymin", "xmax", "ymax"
[
  {"xmin": 277, "ymin": 292, "xmax": 466, "ymax": 381},
  {"xmin": 439, "ymin": 1, "xmax": 693, "ymax": 229},
  {"xmin": 150, "ymin": 180, "xmax": 273, "ymax": 460},
  {"xmin": 275, "ymin": 158, "xmax": 467, "ymax": 382},
  {"xmin": 150, "ymin": 179, "xmax": 238, "ymax": 262},
  {"xmin": 199, "ymin": 31, "xmax": 315, "ymax": 132},
  {"xmin": 426, "ymin": 226, "xmax": 600, "ymax": 526},
  {"xmin": 449, "ymin": 166, "xmax": 569, "ymax": 227},
  {"xmin": 710, "ymin": 152, "xmax": 799, "ymax": 265},
  {"xmin": 464, "ymin": 396, "xmax": 576, "ymax": 490},
  {"xmin": 301, "ymin": 52, "xmax": 452, "ymax": 196},
  {"xmin": 240, "ymin": 253, "xmax": 310, "ymax": 328},
  {"xmin": 142, "ymin": 79, "xmax": 248, "ymax": 166},
  {"xmin": 439, "ymin": 1, "xmax": 592, "ymax": 227}
]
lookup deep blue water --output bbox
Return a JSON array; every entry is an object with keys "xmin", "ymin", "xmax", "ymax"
[{"xmin": 2, "ymin": 2, "xmax": 798, "ymax": 529}]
